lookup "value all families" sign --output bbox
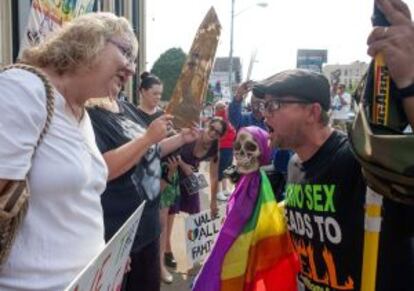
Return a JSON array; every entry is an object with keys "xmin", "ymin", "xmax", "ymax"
[{"xmin": 185, "ymin": 205, "xmax": 225, "ymax": 266}]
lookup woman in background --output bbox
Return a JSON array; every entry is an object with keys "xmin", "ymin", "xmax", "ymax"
[
  {"xmin": 135, "ymin": 72, "xmax": 164, "ymax": 124},
  {"xmin": 171, "ymin": 117, "xmax": 227, "ymax": 217},
  {"xmin": 214, "ymin": 101, "xmax": 236, "ymax": 201},
  {"xmin": 158, "ymin": 152, "xmax": 192, "ymax": 283}
]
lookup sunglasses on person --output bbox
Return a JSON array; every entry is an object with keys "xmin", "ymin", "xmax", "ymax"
[
  {"xmin": 264, "ymin": 99, "xmax": 312, "ymax": 114},
  {"xmin": 208, "ymin": 124, "xmax": 223, "ymax": 137},
  {"xmin": 108, "ymin": 38, "xmax": 136, "ymax": 65}
]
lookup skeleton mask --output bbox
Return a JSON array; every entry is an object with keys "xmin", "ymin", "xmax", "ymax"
[{"xmin": 233, "ymin": 131, "xmax": 261, "ymax": 174}]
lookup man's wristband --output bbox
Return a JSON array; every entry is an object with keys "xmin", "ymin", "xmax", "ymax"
[{"xmin": 399, "ymin": 83, "xmax": 414, "ymax": 99}]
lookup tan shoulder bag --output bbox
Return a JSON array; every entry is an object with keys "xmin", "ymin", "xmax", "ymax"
[{"xmin": 0, "ymin": 64, "xmax": 55, "ymax": 264}]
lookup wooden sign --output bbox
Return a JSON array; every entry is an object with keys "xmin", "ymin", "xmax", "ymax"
[{"xmin": 165, "ymin": 7, "xmax": 221, "ymax": 128}]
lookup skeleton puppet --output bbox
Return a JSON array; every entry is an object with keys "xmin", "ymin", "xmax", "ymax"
[
  {"xmin": 193, "ymin": 126, "xmax": 298, "ymax": 291},
  {"xmin": 223, "ymin": 126, "xmax": 269, "ymax": 182},
  {"xmin": 233, "ymin": 129, "xmax": 262, "ymax": 174}
]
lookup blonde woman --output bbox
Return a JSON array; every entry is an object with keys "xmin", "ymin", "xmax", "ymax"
[{"xmin": 0, "ymin": 13, "xmax": 137, "ymax": 290}]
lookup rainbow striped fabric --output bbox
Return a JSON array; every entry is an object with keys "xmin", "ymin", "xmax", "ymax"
[{"xmin": 193, "ymin": 170, "xmax": 298, "ymax": 291}]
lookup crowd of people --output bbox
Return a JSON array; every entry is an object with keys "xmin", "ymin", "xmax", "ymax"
[{"xmin": 0, "ymin": 0, "xmax": 414, "ymax": 290}]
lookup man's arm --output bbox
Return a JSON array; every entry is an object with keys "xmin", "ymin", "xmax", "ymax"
[
  {"xmin": 367, "ymin": 0, "xmax": 414, "ymax": 127},
  {"xmin": 228, "ymin": 97, "xmax": 243, "ymax": 130},
  {"xmin": 228, "ymin": 81, "xmax": 254, "ymax": 130}
]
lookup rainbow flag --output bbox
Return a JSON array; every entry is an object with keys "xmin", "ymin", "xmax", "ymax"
[{"xmin": 193, "ymin": 170, "xmax": 298, "ymax": 291}]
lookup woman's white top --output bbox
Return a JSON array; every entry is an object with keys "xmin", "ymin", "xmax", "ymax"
[{"xmin": 0, "ymin": 69, "xmax": 108, "ymax": 290}]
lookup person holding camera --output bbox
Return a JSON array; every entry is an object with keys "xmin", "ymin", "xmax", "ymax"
[{"xmin": 171, "ymin": 117, "xmax": 227, "ymax": 217}]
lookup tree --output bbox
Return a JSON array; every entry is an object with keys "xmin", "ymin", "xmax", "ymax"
[
  {"xmin": 151, "ymin": 48, "xmax": 186, "ymax": 101},
  {"xmin": 205, "ymin": 83, "xmax": 215, "ymax": 105}
]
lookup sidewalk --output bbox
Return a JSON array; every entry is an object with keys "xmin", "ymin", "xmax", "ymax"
[
  {"xmin": 161, "ymin": 162, "xmax": 230, "ymax": 291},
  {"xmin": 160, "ymin": 212, "xmax": 199, "ymax": 291}
]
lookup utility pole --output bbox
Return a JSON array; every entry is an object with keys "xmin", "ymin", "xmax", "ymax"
[{"xmin": 228, "ymin": 0, "xmax": 235, "ymax": 99}]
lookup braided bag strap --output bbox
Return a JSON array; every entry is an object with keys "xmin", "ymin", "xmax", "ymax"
[
  {"xmin": 0, "ymin": 64, "xmax": 55, "ymax": 143},
  {"xmin": 0, "ymin": 64, "xmax": 55, "ymax": 264}
]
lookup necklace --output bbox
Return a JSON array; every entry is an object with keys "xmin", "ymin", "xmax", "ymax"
[
  {"xmin": 55, "ymin": 80, "xmax": 84, "ymax": 123},
  {"xmin": 66, "ymin": 99, "xmax": 85, "ymax": 123}
]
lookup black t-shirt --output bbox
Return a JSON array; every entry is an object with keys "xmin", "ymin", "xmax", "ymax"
[
  {"xmin": 135, "ymin": 108, "xmax": 175, "ymax": 182},
  {"xmin": 135, "ymin": 107, "xmax": 164, "ymax": 126},
  {"xmin": 285, "ymin": 130, "xmax": 414, "ymax": 291},
  {"xmin": 88, "ymin": 100, "xmax": 161, "ymax": 252}
]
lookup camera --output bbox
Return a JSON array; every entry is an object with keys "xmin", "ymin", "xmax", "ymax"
[{"xmin": 223, "ymin": 165, "xmax": 241, "ymax": 184}]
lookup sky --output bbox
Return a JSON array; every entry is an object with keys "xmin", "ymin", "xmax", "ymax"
[{"xmin": 146, "ymin": 0, "xmax": 414, "ymax": 81}]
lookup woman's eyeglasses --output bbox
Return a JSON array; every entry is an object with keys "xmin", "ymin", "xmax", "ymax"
[
  {"xmin": 208, "ymin": 125, "xmax": 223, "ymax": 137},
  {"xmin": 108, "ymin": 38, "xmax": 136, "ymax": 65}
]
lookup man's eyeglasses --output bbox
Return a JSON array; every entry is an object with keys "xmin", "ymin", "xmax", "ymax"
[
  {"xmin": 264, "ymin": 99, "xmax": 312, "ymax": 114},
  {"xmin": 108, "ymin": 38, "xmax": 136, "ymax": 65}
]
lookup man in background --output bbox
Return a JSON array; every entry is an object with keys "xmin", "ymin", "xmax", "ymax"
[{"xmin": 331, "ymin": 83, "xmax": 352, "ymax": 131}]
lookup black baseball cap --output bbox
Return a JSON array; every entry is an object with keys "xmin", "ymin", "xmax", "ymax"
[{"xmin": 252, "ymin": 69, "xmax": 331, "ymax": 111}]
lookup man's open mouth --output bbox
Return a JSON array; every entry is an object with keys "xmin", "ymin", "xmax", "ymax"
[{"xmin": 265, "ymin": 121, "xmax": 274, "ymax": 133}]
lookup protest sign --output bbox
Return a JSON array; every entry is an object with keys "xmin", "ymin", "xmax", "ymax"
[
  {"xmin": 20, "ymin": 0, "xmax": 95, "ymax": 54},
  {"xmin": 65, "ymin": 202, "xmax": 145, "ymax": 291},
  {"xmin": 185, "ymin": 205, "xmax": 225, "ymax": 266},
  {"xmin": 165, "ymin": 7, "xmax": 221, "ymax": 128}
]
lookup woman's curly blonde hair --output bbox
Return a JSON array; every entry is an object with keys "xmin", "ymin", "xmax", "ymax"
[{"xmin": 21, "ymin": 12, "xmax": 138, "ymax": 75}]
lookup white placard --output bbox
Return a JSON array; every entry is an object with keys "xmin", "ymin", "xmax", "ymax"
[
  {"xmin": 65, "ymin": 202, "xmax": 145, "ymax": 291},
  {"xmin": 184, "ymin": 205, "xmax": 226, "ymax": 266}
]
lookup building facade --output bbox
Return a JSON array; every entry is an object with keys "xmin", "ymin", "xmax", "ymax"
[
  {"xmin": 323, "ymin": 61, "xmax": 369, "ymax": 90},
  {"xmin": 209, "ymin": 57, "xmax": 242, "ymax": 100},
  {"xmin": 297, "ymin": 49, "xmax": 328, "ymax": 73}
]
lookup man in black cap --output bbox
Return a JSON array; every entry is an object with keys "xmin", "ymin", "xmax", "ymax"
[
  {"xmin": 253, "ymin": 69, "xmax": 332, "ymax": 150},
  {"xmin": 254, "ymin": 68, "xmax": 414, "ymax": 290},
  {"xmin": 254, "ymin": 69, "xmax": 364, "ymax": 290}
]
